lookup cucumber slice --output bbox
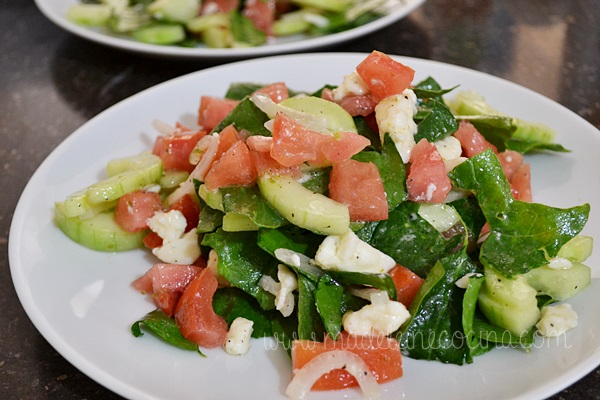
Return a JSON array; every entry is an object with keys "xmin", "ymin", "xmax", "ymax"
[
  {"xmin": 525, "ymin": 262, "xmax": 591, "ymax": 301},
  {"xmin": 280, "ymin": 96, "xmax": 358, "ymax": 134},
  {"xmin": 291, "ymin": 0, "xmax": 348, "ymax": 13},
  {"xmin": 66, "ymin": 4, "xmax": 112, "ymax": 26},
  {"xmin": 478, "ymin": 266, "xmax": 540, "ymax": 335},
  {"xmin": 106, "ymin": 152, "xmax": 162, "ymax": 177},
  {"xmin": 271, "ymin": 10, "xmax": 311, "ymax": 36},
  {"xmin": 222, "ymin": 213, "xmax": 259, "ymax": 232},
  {"xmin": 417, "ymin": 203, "xmax": 461, "ymax": 233},
  {"xmin": 186, "ymin": 13, "xmax": 230, "ymax": 33},
  {"xmin": 257, "ymin": 174, "xmax": 349, "ymax": 236},
  {"xmin": 159, "ymin": 170, "xmax": 189, "ymax": 189},
  {"xmin": 55, "ymin": 205, "xmax": 145, "ymax": 252},
  {"xmin": 131, "ymin": 24, "xmax": 186, "ymax": 45},
  {"xmin": 557, "ymin": 235, "xmax": 593, "ymax": 262},
  {"xmin": 197, "ymin": 184, "xmax": 224, "ymax": 211},
  {"xmin": 147, "ymin": 0, "xmax": 200, "ymax": 23}
]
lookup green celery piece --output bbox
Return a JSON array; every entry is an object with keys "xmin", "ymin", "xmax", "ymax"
[
  {"xmin": 449, "ymin": 149, "xmax": 590, "ymax": 276},
  {"xmin": 353, "ymin": 134, "xmax": 407, "ymax": 211},
  {"xmin": 220, "ymin": 186, "xmax": 287, "ymax": 229},
  {"xmin": 414, "ymin": 99, "xmax": 459, "ymax": 143},
  {"xmin": 314, "ymin": 274, "xmax": 344, "ymax": 340},
  {"xmin": 370, "ymin": 201, "xmax": 464, "ymax": 277},
  {"xmin": 400, "ymin": 249, "xmax": 478, "ymax": 365},
  {"xmin": 212, "ymin": 287, "xmax": 275, "ymax": 338},
  {"xmin": 131, "ymin": 310, "xmax": 205, "ymax": 355},
  {"xmin": 202, "ymin": 229, "xmax": 277, "ymax": 310},
  {"xmin": 297, "ymin": 273, "xmax": 326, "ymax": 341},
  {"xmin": 211, "ymin": 96, "xmax": 271, "ymax": 136},
  {"xmin": 231, "ymin": 11, "xmax": 267, "ymax": 47},
  {"xmin": 460, "ymin": 274, "xmax": 489, "ymax": 362}
]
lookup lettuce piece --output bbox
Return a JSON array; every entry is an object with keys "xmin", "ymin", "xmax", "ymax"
[{"xmin": 449, "ymin": 149, "xmax": 590, "ymax": 276}]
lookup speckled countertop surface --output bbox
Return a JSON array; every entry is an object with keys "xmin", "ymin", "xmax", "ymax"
[{"xmin": 2, "ymin": 0, "xmax": 600, "ymax": 399}]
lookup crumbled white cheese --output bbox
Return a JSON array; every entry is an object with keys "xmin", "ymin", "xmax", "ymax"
[
  {"xmin": 332, "ymin": 71, "xmax": 370, "ymax": 102},
  {"xmin": 275, "ymin": 264, "xmax": 298, "ymax": 317},
  {"xmin": 443, "ymin": 156, "xmax": 468, "ymax": 173},
  {"xmin": 455, "ymin": 272, "xmax": 483, "ymax": 289},
  {"xmin": 536, "ymin": 303, "xmax": 578, "ymax": 337},
  {"xmin": 314, "ymin": 229, "xmax": 396, "ymax": 274},
  {"xmin": 374, "ymin": 89, "xmax": 418, "ymax": 163},
  {"xmin": 547, "ymin": 257, "xmax": 573, "ymax": 270},
  {"xmin": 147, "ymin": 210, "xmax": 187, "ymax": 242},
  {"xmin": 224, "ymin": 317, "xmax": 254, "ymax": 356},
  {"xmin": 148, "ymin": 210, "xmax": 200, "ymax": 265},
  {"xmin": 342, "ymin": 291, "xmax": 410, "ymax": 336},
  {"xmin": 152, "ymin": 230, "xmax": 201, "ymax": 265}
]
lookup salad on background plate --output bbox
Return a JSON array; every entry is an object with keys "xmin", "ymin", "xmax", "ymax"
[
  {"xmin": 9, "ymin": 52, "xmax": 600, "ymax": 400},
  {"xmin": 53, "ymin": 50, "xmax": 593, "ymax": 398},
  {"xmin": 34, "ymin": 0, "xmax": 426, "ymax": 57}
]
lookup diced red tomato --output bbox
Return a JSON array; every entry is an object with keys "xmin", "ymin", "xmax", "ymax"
[
  {"xmin": 497, "ymin": 149, "xmax": 525, "ymax": 181},
  {"xmin": 114, "ymin": 191, "xmax": 163, "ymax": 232},
  {"xmin": 247, "ymin": 136, "xmax": 303, "ymax": 178},
  {"xmin": 338, "ymin": 95, "xmax": 377, "ymax": 117},
  {"xmin": 214, "ymin": 124, "xmax": 241, "ymax": 162},
  {"xmin": 200, "ymin": 0, "xmax": 239, "ymax": 14},
  {"xmin": 253, "ymin": 82, "xmax": 289, "ymax": 103},
  {"xmin": 152, "ymin": 131, "xmax": 207, "ymax": 172},
  {"xmin": 291, "ymin": 332, "xmax": 403, "ymax": 391},
  {"xmin": 271, "ymin": 112, "xmax": 328, "ymax": 167},
  {"xmin": 356, "ymin": 51, "xmax": 415, "ymax": 101},
  {"xmin": 453, "ymin": 120, "xmax": 497, "ymax": 158},
  {"xmin": 168, "ymin": 194, "xmax": 201, "ymax": 232},
  {"xmin": 204, "ymin": 140, "xmax": 258, "ymax": 190},
  {"xmin": 198, "ymin": 96, "xmax": 239, "ymax": 132},
  {"xmin": 320, "ymin": 131, "xmax": 371, "ymax": 164},
  {"xmin": 511, "ymin": 162, "xmax": 532, "ymax": 202},
  {"xmin": 132, "ymin": 263, "xmax": 204, "ymax": 317},
  {"xmin": 388, "ymin": 264, "xmax": 424, "ymax": 308},
  {"xmin": 407, "ymin": 138, "xmax": 452, "ymax": 203},
  {"xmin": 143, "ymin": 231, "xmax": 163, "ymax": 249},
  {"xmin": 242, "ymin": 0, "xmax": 276, "ymax": 35},
  {"xmin": 328, "ymin": 159, "xmax": 388, "ymax": 221},
  {"xmin": 175, "ymin": 268, "xmax": 228, "ymax": 348}
]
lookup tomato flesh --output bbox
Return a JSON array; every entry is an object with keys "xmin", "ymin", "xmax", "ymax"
[
  {"xmin": 453, "ymin": 120, "xmax": 497, "ymax": 158},
  {"xmin": 204, "ymin": 140, "xmax": 258, "ymax": 190},
  {"xmin": 114, "ymin": 191, "xmax": 163, "ymax": 232},
  {"xmin": 388, "ymin": 264, "xmax": 424, "ymax": 308},
  {"xmin": 407, "ymin": 138, "xmax": 452, "ymax": 203},
  {"xmin": 198, "ymin": 96, "xmax": 239, "ymax": 132},
  {"xmin": 152, "ymin": 131, "xmax": 206, "ymax": 172},
  {"xmin": 356, "ymin": 50, "xmax": 415, "ymax": 101}
]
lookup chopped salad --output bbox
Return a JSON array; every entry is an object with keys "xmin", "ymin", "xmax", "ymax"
[
  {"xmin": 54, "ymin": 51, "xmax": 593, "ymax": 399},
  {"xmin": 65, "ymin": 0, "xmax": 406, "ymax": 48}
]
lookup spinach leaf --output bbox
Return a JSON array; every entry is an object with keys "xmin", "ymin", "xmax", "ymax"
[
  {"xmin": 413, "ymin": 76, "xmax": 458, "ymax": 105},
  {"xmin": 353, "ymin": 115, "xmax": 381, "ymax": 151},
  {"xmin": 300, "ymin": 167, "xmax": 331, "ymax": 194},
  {"xmin": 297, "ymin": 273, "xmax": 326, "ymax": 341},
  {"xmin": 257, "ymin": 227, "xmax": 322, "ymax": 258},
  {"xmin": 131, "ymin": 309, "xmax": 205, "ymax": 355},
  {"xmin": 326, "ymin": 270, "xmax": 397, "ymax": 301},
  {"xmin": 213, "ymin": 287, "xmax": 275, "ymax": 338},
  {"xmin": 220, "ymin": 186, "xmax": 287, "ymax": 228},
  {"xmin": 225, "ymin": 83, "xmax": 265, "ymax": 100},
  {"xmin": 353, "ymin": 134, "xmax": 407, "ymax": 211},
  {"xmin": 202, "ymin": 229, "xmax": 277, "ymax": 310},
  {"xmin": 414, "ymin": 99, "xmax": 459, "ymax": 143},
  {"xmin": 449, "ymin": 149, "xmax": 590, "ymax": 276},
  {"xmin": 370, "ymin": 201, "xmax": 463, "ymax": 277},
  {"xmin": 230, "ymin": 11, "xmax": 267, "ymax": 46},
  {"xmin": 505, "ymin": 139, "xmax": 569, "ymax": 154},
  {"xmin": 315, "ymin": 274, "xmax": 344, "ymax": 340},
  {"xmin": 449, "ymin": 196, "xmax": 486, "ymax": 253},
  {"xmin": 461, "ymin": 274, "xmax": 490, "ymax": 362},
  {"xmin": 197, "ymin": 199, "xmax": 224, "ymax": 233},
  {"xmin": 212, "ymin": 96, "xmax": 271, "ymax": 136},
  {"xmin": 400, "ymin": 250, "xmax": 478, "ymax": 365}
]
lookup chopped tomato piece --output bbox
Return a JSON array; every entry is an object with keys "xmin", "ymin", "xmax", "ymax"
[
  {"xmin": 152, "ymin": 131, "xmax": 207, "ymax": 172},
  {"xmin": 407, "ymin": 138, "xmax": 452, "ymax": 203},
  {"xmin": 242, "ymin": 0, "xmax": 276, "ymax": 35},
  {"xmin": 198, "ymin": 96, "xmax": 239, "ymax": 132},
  {"xmin": 114, "ymin": 191, "xmax": 163, "ymax": 232},
  {"xmin": 328, "ymin": 159, "xmax": 388, "ymax": 221},
  {"xmin": 253, "ymin": 82, "xmax": 289, "ymax": 103},
  {"xmin": 200, "ymin": 0, "xmax": 239, "ymax": 14},
  {"xmin": 511, "ymin": 162, "xmax": 532, "ymax": 202},
  {"xmin": 320, "ymin": 131, "xmax": 371, "ymax": 164},
  {"xmin": 215, "ymin": 124, "xmax": 241, "ymax": 162},
  {"xmin": 143, "ymin": 231, "xmax": 163, "ymax": 249},
  {"xmin": 271, "ymin": 112, "xmax": 327, "ymax": 167},
  {"xmin": 356, "ymin": 50, "xmax": 415, "ymax": 101},
  {"xmin": 204, "ymin": 140, "xmax": 258, "ymax": 190},
  {"xmin": 132, "ymin": 263, "xmax": 203, "ymax": 317},
  {"xmin": 291, "ymin": 332, "xmax": 403, "ymax": 391},
  {"xmin": 388, "ymin": 264, "xmax": 424, "ymax": 308},
  {"xmin": 175, "ymin": 268, "xmax": 228, "ymax": 348},
  {"xmin": 247, "ymin": 136, "xmax": 302, "ymax": 178},
  {"xmin": 453, "ymin": 120, "xmax": 497, "ymax": 158},
  {"xmin": 338, "ymin": 94, "xmax": 377, "ymax": 117},
  {"xmin": 497, "ymin": 149, "xmax": 525, "ymax": 181}
]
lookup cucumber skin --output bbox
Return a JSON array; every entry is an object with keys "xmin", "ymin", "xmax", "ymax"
[
  {"xmin": 525, "ymin": 262, "xmax": 591, "ymax": 301},
  {"xmin": 257, "ymin": 174, "xmax": 349, "ymax": 236},
  {"xmin": 55, "ymin": 205, "xmax": 145, "ymax": 252},
  {"xmin": 478, "ymin": 266, "xmax": 540, "ymax": 336}
]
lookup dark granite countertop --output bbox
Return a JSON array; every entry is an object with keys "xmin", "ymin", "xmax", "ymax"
[{"xmin": 2, "ymin": 0, "xmax": 599, "ymax": 399}]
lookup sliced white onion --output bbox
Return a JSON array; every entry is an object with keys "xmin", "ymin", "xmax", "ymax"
[
  {"xmin": 274, "ymin": 248, "xmax": 323, "ymax": 278},
  {"xmin": 246, "ymin": 135, "xmax": 273, "ymax": 152},
  {"xmin": 285, "ymin": 350, "xmax": 380, "ymax": 400},
  {"xmin": 166, "ymin": 134, "xmax": 218, "ymax": 206},
  {"xmin": 152, "ymin": 119, "xmax": 176, "ymax": 136},
  {"xmin": 250, "ymin": 93, "xmax": 329, "ymax": 134}
]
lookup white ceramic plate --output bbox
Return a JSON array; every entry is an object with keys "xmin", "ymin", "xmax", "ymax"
[
  {"xmin": 9, "ymin": 53, "xmax": 600, "ymax": 400},
  {"xmin": 34, "ymin": 0, "xmax": 426, "ymax": 58}
]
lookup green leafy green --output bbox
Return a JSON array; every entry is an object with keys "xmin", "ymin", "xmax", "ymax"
[
  {"xmin": 314, "ymin": 274, "xmax": 344, "ymax": 340},
  {"xmin": 220, "ymin": 186, "xmax": 287, "ymax": 229},
  {"xmin": 131, "ymin": 310, "xmax": 205, "ymax": 355},
  {"xmin": 414, "ymin": 99, "xmax": 459, "ymax": 143},
  {"xmin": 213, "ymin": 287, "xmax": 275, "ymax": 338},
  {"xmin": 211, "ymin": 96, "xmax": 271, "ymax": 136},
  {"xmin": 230, "ymin": 11, "xmax": 266, "ymax": 46},
  {"xmin": 450, "ymin": 149, "xmax": 590, "ymax": 276}
]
